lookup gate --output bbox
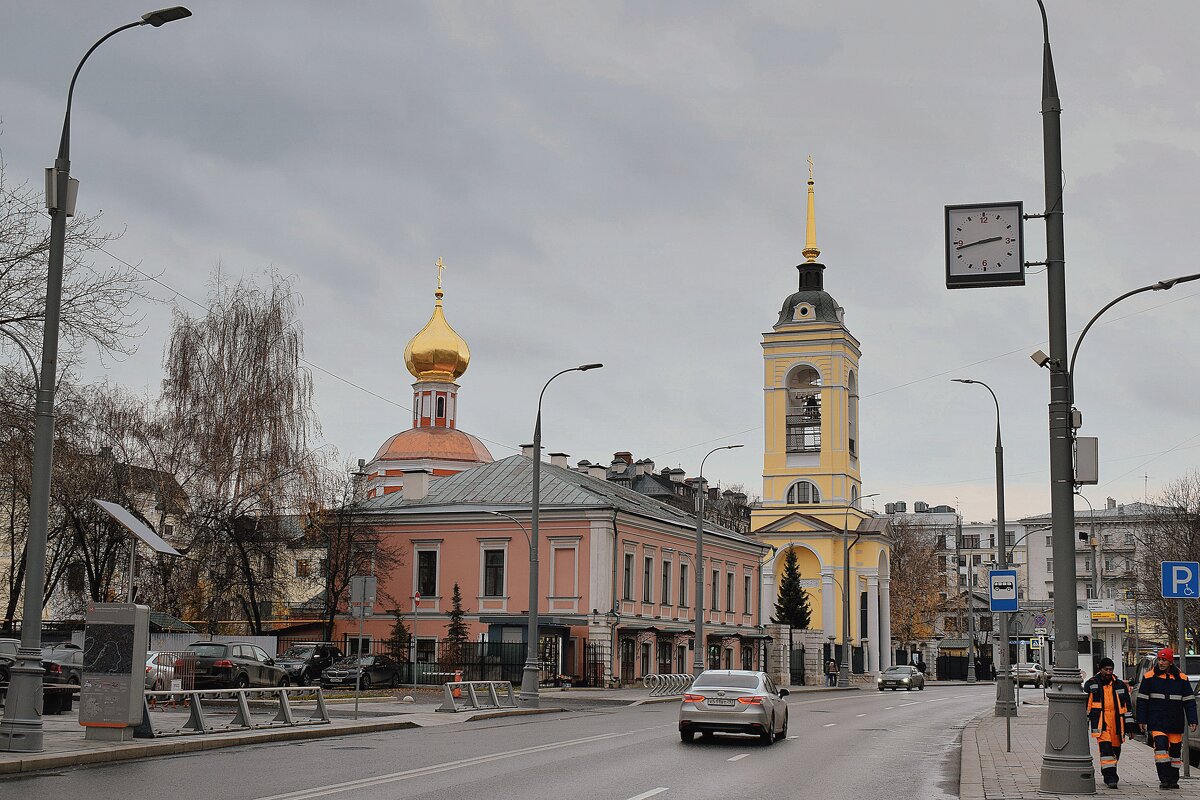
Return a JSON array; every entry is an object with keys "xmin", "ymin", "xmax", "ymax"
[
  {"xmin": 619, "ymin": 639, "xmax": 635, "ymax": 685},
  {"xmin": 790, "ymin": 646, "xmax": 806, "ymax": 685}
]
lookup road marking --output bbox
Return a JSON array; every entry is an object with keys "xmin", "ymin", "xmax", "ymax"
[
  {"xmin": 900, "ymin": 702, "xmax": 918, "ymax": 707},
  {"xmin": 926, "ymin": 697, "xmax": 946, "ymax": 702},
  {"xmin": 626, "ymin": 790, "xmax": 669, "ymax": 800},
  {"xmin": 856, "ymin": 713, "xmax": 867, "ymax": 718},
  {"xmin": 787, "ymin": 735, "xmax": 799, "ymax": 740},
  {"xmin": 254, "ymin": 726, "xmax": 663, "ymax": 800},
  {"xmin": 727, "ymin": 753, "xmax": 750, "ymax": 762},
  {"xmin": 823, "ymin": 722, "xmax": 837, "ymax": 727},
  {"xmin": 884, "ymin": 706, "xmax": 895, "ymax": 710}
]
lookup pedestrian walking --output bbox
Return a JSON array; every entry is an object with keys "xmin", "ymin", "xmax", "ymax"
[
  {"xmin": 1134, "ymin": 647, "xmax": 1198, "ymax": 790},
  {"xmin": 825, "ymin": 658, "xmax": 838, "ymax": 687},
  {"xmin": 1084, "ymin": 657, "xmax": 1137, "ymax": 789}
]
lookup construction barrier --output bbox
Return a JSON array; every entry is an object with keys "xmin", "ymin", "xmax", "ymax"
[
  {"xmin": 437, "ymin": 680, "xmax": 517, "ymax": 713},
  {"xmin": 642, "ymin": 673, "xmax": 694, "ymax": 697},
  {"xmin": 134, "ymin": 686, "xmax": 331, "ymax": 738}
]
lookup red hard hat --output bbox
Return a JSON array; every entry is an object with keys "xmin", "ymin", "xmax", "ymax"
[{"xmin": 1158, "ymin": 647, "xmax": 1175, "ymax": 661}]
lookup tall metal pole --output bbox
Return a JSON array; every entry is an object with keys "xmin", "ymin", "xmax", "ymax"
[
  {"xmin": 692, "ymin": 444, "xmax": 743, "ymax": 677},
  {"xmin": 0, "ymin": 7, "xmax": 192, "ymax": 754},
  {"xmin": 954, "ymin": 378, "xmax": 1016, "ymax": 713},
  {"xmin": 520, "ymin": 364, "xmax": 602, "ymax": 708},
  {"xmin": 1033, "ymin": 2, "xmax": 1093, "ymax": 792},
  {"xmin": 839, "ymin": 493, "xmax": 879, "ymax": 688},
  {"xmin": 962, "ymin": 516, "xmax": 977, "ymax": 684}
]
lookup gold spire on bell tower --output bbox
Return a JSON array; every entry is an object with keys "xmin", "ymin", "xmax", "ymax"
[
  {"xmin": 802, "ymin": 155, "xmax": 821, "ymax": 263},
  {"xmin": 403, "ymin": 257, "xmax": 471, "ymax": 382}
]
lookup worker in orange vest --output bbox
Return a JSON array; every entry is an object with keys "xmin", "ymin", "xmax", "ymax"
[
  {"xmin": 1135, "ymin": 648, "xmax": 1198, "ymax": 790},
  {"xmin": 1084, "ymin": 657, "xmax": 1137, "ymax": 789}
]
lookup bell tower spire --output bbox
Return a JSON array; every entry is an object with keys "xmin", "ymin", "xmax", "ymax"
[{"xmin": 802, "ymin": 156, "xmax": 821, "ymax": 263}]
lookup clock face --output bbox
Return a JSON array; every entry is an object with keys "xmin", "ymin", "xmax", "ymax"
[{"xmin": 945, "ymin": 202, "xmax": 1025, "ymax": 289}]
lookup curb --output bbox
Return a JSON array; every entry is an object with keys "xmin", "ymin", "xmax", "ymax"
[
  {"xmin": 465, "ymin": 707, "xmax": 568, "ymax": 721},
  {"xmin": 958, "ymin": 712, "xmax": 985, "ymax": 800}
]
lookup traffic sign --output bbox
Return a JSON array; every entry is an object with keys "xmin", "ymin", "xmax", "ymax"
[
  {"xmin": 1034, "ymin": 627, "xmax": 1048, "ymax": 635},
  {"xmin": 1033, "ymin": 613, "xmax": 1047, "ymax": 627},
  {"xmin": 989, "ymin": 569, "xmax": 1019, "ymax": 612},
  {"xmin": 1161, "ymin": 562, "xmax": 1200, "ymax": 599}
]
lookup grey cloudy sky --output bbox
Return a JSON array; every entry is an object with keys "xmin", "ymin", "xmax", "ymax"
[{"xmin": 2, "ymin": 1, "xmax": 1198, "ymax": 523}]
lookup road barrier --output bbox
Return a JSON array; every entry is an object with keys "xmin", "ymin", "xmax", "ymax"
[
  {"xmin": 642, "ymin": 673, "xmax": 694, "ymax": 697},
  {"xmin": 437, "ymin": 680, "xmax": 517, "ymax": 712},
  {"xmin": 134, "ymin": 686, "xmax": 331, "ymax": 738}
]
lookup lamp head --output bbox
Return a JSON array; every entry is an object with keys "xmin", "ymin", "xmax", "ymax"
[
  {"xmin": 951, "ymin": 378, "xmax": 975, "ymax": 385},
  {"xmin": 1030, "ymin": 349, "xmax": 1052, "ymax": 368},
  {"xmin": 577, "ymin": 363, "xmax": 603, "ymax": 372},
  {"xmin": 724, "ymin": 444, "xmax": 744, "ymax": 451},
  {"xmin": 142, "ymin": 6, "xmax": 192, "ymax": 26},
  {"xmin": 1152, "ymin": 273, "xmax": 1200, "ymax": 291}
]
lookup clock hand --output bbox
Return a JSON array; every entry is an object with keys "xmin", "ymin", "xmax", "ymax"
[{"xmin": 956, "ymin": 236, "xmax": 1003, "ymax": 250}]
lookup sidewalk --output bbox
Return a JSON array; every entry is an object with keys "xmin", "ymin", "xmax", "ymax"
[
  {"xmin": 961, "ymin": 699, "xmax": 1200, "ymax": 798},
  {"xmin": 0, "ymin": 682, "xmax": 853, "ymax": 776}
]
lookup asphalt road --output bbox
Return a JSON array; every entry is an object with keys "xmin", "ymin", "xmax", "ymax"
[{"xmin": 0, "ymin": 684, "xmax": 995, "ymax": 800}]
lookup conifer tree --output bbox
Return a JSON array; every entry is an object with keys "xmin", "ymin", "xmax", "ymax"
[
  {"xmin": 772, "ymin": 547, "xmax": 812, "ymax": 629},
  {"xmin": 443, "ymin": 583, "xmax": 470, "ymax": 669}
]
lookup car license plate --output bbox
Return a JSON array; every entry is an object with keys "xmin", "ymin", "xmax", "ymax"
[{"xmin": 707, "ymin": 698, "xmax": 735, "ymax": 706}]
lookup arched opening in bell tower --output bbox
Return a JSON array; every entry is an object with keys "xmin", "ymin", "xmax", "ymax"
[
  {"xmin": 785, "ymin": 365, "xmax": 822, "ymax": 454},
  {"xmin": 848, "ymin": 369, "xmax": 859, "ymax": 457}
]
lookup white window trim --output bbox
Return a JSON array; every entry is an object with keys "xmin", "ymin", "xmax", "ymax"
[
  {"xmin": 478, "ymin": 538, "xmax": 510, "ymax": 599},
  {"xmin": 547, "ymin": 539, "xmax": 580, "ymax": 599},
  {"xmin": 413, "ymin": 541, "xmax": 442, "ymax": 603}
]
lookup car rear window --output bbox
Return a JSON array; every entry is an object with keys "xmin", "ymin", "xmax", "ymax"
[
  {"xmin": 693, "ymin": 673, "xmax": 759, "ymax": 689},
  {"xmin": 187, "ymin": 644, "xmax": 228, "ymax": 657},
  {"xmin": 884, "ymin": 667, "xmax": 913, "ymax": 674}
]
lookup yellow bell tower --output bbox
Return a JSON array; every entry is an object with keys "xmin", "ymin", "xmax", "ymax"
[{"xmin": 752, "ymin": 162, "xmax": 892, "ymax": 674}]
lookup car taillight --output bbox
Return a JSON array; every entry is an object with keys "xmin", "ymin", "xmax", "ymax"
[
  {"xmin": 212, "ymin": 659, "xmax": 234, "ymax": 668},
  {"xmin": 682, "ymin": 693, "xmax": 705, "ymax": 703},
  {"xmin": 45, "ymin": 663, "xmax": 62, "ymax": 674},
  {"xmin": 737, "ymin": 695, "xmax": 765, "ymax": 705}
]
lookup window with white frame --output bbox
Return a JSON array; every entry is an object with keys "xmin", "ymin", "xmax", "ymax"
[
  {"xmin": 643, "ymin": 555, "xmax": 654, "ymax": 601},
  {"xmin": 785, "ymin": 480, "xmax": 821, "ymax": 504},
  {"xmin": 483, "ymin": 549, "xmax": 505, "ymax": 597},
  {"xmin": 661, "ymin": 561, "xmax": 672, "ymax": 605}
]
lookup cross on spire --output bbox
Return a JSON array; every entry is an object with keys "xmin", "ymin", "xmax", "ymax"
[{"xmin": 435, "ymin": 256, "xmax": 445, "ymax": 292}]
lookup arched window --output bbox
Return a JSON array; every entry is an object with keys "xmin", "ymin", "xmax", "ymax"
[
  {"xmin": 850, "ymin": 485, "xmax": 859, "ymax": 506},
  {"xmin": 848, "ymin": 370, "xmax": 859, "ymax": 456},
  {"xmin": 436, "ymin": 396, "xmax": 446, "ymax": 418},
  {"xmin": 786, "ymin": 480, "xmax": 821, "ymax": 504},
  {"xmin": 785, "ymin": 365, "xmax": 822, "ymax": 453}
]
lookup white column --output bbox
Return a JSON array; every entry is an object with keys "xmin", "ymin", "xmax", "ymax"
[
  {"xmin": 760, "ymin": 567, "xmax": 776, "ymax": 624},
  {"xmin": 866, "ymin": 575, "xmax": 880, "ymax": 674},
  {"xmin": 821, "ymin": 570, "xmax": 836, "ymax": 638},
  {"xmin": 879, "ymin": 578, "xmax": 892, "ymax": 670}
]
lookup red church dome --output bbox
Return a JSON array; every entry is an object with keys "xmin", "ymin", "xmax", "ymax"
[{"xmin": 372, "ymin": 427, "xmax": 493, "ymax": 464}]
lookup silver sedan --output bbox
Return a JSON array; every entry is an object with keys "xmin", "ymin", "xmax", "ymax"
[{"xmin": 678, "ymin": 669, "xmax": 790, "ymax": 745}]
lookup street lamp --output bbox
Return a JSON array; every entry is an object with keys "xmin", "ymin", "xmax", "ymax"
[
  {"xmin": 840, "ymin": 492, "xmax": 880, "ymax": 687},
  {"xmin": 520, "ymin": 363, "xmax": 602, "ymax": 708},
  {"xmin": 952, "ymin": 378, "xmax": 1016, "ymax": 716},
  {"xmin": 486, "ymin": 510, "xmax": 531, "ymax": 546},
  {"xmin": 691, "ymin": 444, "xmax": 743, "ymax": 677},
  {"xmin": 0, "ymin": 6, "xmax": 192, "ymax": 754}
]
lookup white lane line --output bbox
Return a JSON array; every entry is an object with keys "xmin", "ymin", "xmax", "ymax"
[
  {"xmin": 884, "ymin": 706, "xmax": 895, "ymax": 710},
  {"xmin": 823, "ymin": 722, "xmax": 837, "ymax": 727},
  {"xmin": 626, "ymin": 790, "xmax": 669, "ymax": 800},
  {"xmin": 254, "ymin": 726, "xmax": 664, "ymax": 800},
  {"xmin": 727, "ymin": 754, "xmax": 751, "ymax": 762},
  {"xmin": 787, "ymin": 735, "xmax": 799, "ymax": 740},
  {"xmin": 856, "ymin": 713, "xmax": 867, "ymax": 718},
  {"xmin": 926, "ymin": 697, "xmax": 947, "ymax": 702},
  {"xmin": 900, "ymin": 702, "xmax": 919, "ymax": 707}
]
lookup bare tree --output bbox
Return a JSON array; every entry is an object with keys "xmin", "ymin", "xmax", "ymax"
[
  {"xmin": 160, "ymin": 271, "xmax": 325, "ymax": 634},
  {"xmin": 1136, "ymin": 473, "xmax": 1200, "ymax": 651},
  {"xmin": 888, "ymin": 518, "xmax": 947, "ymax": 650},
  {"xmin": 0, "ymin": 150, "xmax": 142, "ymax": 369}
]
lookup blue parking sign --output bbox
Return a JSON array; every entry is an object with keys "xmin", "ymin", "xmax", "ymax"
[
  {"xmin": 1161, "ymin": 562, "xmax": 1200, "ymax": 598},
  {"xmin": 989, "ymin": 569, "xmax": 1019, "ymax": 612}
]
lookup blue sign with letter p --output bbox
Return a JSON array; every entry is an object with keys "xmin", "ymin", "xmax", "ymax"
[{"xmin": 1161, "ymin": 561, "xmax": 1200, "ymax": 599}]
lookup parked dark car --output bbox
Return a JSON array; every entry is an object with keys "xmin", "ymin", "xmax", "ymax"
[
  {"xmin": 41, "ymin": 646, "xmax": 84, "ymax": 685},
  {"xmin": 321, "ymin": 654, "xmax": 401, "ymax": 690},
  {"xmin": 276, "ymin": 642, "xmax": 343, "ymax": 686},
  {"xmin": 0, "ymin": 638, "xmax": 19, "ymax": 684},
  {"xmin": 183, "ymin": 642, "xmax": 288, "ymax": 689}
]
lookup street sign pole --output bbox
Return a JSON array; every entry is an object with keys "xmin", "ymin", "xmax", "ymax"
[{"xmin": 1181, "ymin": 598, "xmax": 1190, "ymax": 778}]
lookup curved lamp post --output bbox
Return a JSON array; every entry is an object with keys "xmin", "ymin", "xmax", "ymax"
[
  {"xmin": 952, "ymin": 379, "xmax": 1016, "ymax": 716},
  {"xmin": 691, "ymin": 443, "xmax": 743, "ymax": 677},
  {"xmin": 839, "ymin": 492, "xmax": 880, "ymax": 687},
  {"xmin": 520, "ymin": 363, "xmax": 602, "ymax": 708},
  {"xmin": 0, "ymin": 6, "xmax": 192, "ymax": 754}
]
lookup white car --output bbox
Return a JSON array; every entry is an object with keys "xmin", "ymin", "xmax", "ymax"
[{"xmin": 678, "ymin": 670, "xmax": 790, "ymax": 745}]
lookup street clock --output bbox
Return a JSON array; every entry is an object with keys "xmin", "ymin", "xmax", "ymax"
[{"xmin": 945, "ymin": 202, "xmax": 1025, "ymax": 289}]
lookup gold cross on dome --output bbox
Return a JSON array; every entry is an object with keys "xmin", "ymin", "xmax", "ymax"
[
  {"xmin": 435, "ymin": 257, "xmax": 445, "ymax": 291},
  {"xmin": 808, "ymin": 155, "xmax": 814, "ymax": 182}
]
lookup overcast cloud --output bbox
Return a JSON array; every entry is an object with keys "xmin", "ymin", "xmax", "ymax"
[{"xmin": 2, "ymin": 1, "xmax": 1198, "ymax": 522}]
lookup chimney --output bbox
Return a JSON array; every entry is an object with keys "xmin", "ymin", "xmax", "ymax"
[
  {"xmin": 1106, "ymin": 497, "xmax": 1116, "ymax": 510},
  {"xmin": 885, "ymin": 503, "xmax": 895, "ymax": 514},
  {"xmin": 587, "ymin": 464, "xmax": 607, "ymax": 481},
  {"xmin": 521, "ymin": 443, "xmax": 536, "ymax": 458},
  {"xmin": 402, "ymin": 469, "xmax": 431, "ymax": 501},
  {"xmin": 914, "ymin": 501, "xmax": 929, "ymax": 513},
  {"xmin": 669, "ymin": 468, "xmax": 685, "ymax": 484},
  {"xmin": 894, "ymin": 501, "xmax": 907, "ymax": 513},
  {"xmin": 614, "ymin": 451, "xmax": 633, "ymax": 464},
  {"xmin": 549, "ymin": 452, "xmax": 569, "ymax": 468},
  {"xmin": 634, "ymin": 460, "xmax": 646, "ymax": 477},
  {"xmin": 643, "ymin": 458, "xmax": 654, "ymax": 474}
]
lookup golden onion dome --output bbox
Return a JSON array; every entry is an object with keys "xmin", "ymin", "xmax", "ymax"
[{"xmin": 404, "ymin": 261, "xmax": 470, "ymax": 382}]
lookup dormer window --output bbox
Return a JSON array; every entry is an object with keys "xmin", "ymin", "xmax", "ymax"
[{"xmin": 793, "ymin": 302, "xmax": 815, "ymax": 321}]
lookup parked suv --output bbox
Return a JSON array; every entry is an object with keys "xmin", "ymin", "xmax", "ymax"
[
  {"xmin": 276, "ymin": 642, "xmax": 342, "ymax": 686},
  {"xmin": 184, "ymin": 642, "xmax": 288, "ymax": 689}
]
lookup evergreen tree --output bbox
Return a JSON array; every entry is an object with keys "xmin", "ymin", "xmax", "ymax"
[
  {"xmin": 772, "ymin": 547, "xmax": 812, "ymax": 629},
  {"xmin": 443, "ymin": 583, "xmax": 470, "ymax": 669},
  {"xmin": 386, "ymin": 610, "xmax": 411, "ymax": 662}
]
